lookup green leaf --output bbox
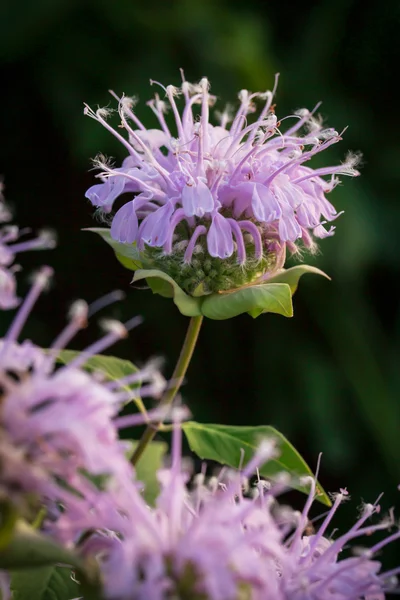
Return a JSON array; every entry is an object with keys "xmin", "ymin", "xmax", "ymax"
[
  {"xmin": 0, "ymin": 501, "xmax": 18, "ymax": 550},
  {"xmin": 182, "ymin": 422, "xmax": 331, "ymax": 506},
  {"xmin": 55, "ymin": 350, "xmax": 146, "ymax": 415},
  {"xmin": 132, "ymin": 270, "xmax": 203, "ymax": 317},
  {"xmin": 85, "ymin": 227, "xmax": 142, "ymax": 271},
  {"xmin": 10, "ymin": 566, "xmax": 80, "ymax": 600},
  {"xmin": 201, "ymin": 283, "xmax": 293, "ymax": 320},
  {"xmin": 126, "ymin": 440, "xmax": 168, "ymax": 505},
  {"xmin": 266, "ymin": 265, "xmax": 331, "ymax": 294},
  {"xmin": 0, "ymin": 522, "xmax": 82, "ymax": 570}
]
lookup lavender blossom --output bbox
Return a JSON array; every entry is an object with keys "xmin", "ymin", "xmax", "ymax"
[
  {"xmin": 0, "ymin": 198, "xmax": 56, "ymax": 309},
  {"xmin": 0, "ymin": 268, "xmax": 163, "ymax": 533},
  {"xmin": 77, "ymin": 424, "xmax": 399, "ymax": 600},
  {"xmin": 85, "ymin": 74, "xmax": 359, "ymax": 294}
]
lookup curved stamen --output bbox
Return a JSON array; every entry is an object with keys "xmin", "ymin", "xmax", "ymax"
[{"xmin": 184, "ymin": 225, "xmax": 207, "ymax": 263}]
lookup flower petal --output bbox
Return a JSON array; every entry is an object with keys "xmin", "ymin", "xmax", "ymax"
[
  {"xmin": 182, "ymin": 179, "xmax": 214, "ymax": 217},
  {"xmin": 85, "ymin": 176, "xmax": 126, "ymax": 209},
  {"xmin": 207, "ymin": 213, "xmax": 234, "ymax": 258},
  {"xmin": 140, "ymin": 203, "xmax": 174, "ymax": 247},
  {"xmin": 251, "ymin": 183, "xmax": 282, "ymax": 222},
  {"xmin": 111, "ymin": 201, "xmax": 138, "ymax": 244}
]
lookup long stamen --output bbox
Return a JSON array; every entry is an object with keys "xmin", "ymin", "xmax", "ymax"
[
  {"xmin": 166, "ymin": 85, "xmax": 186, "ymax": 142},
  {"xmin": 87, "ymin": 290, "xmax": 125, "ymax": 318},
  {"xmin": 263, "ymin": 137, "xmax": 341, "ymax": 186},
  {"xmin": 43, "ymin": 300, "xmax": 89, "ymax": 370},
  {"xmin": 147, "ymin": 95, "xmax": 172, "ymax": 137},
  {"xmin": 284, "ymin": 102, "xmax": 322, "ymax": 137},
  {"xmin": 247, "ymin": 73, "xmax": 280, "ymax": 144},
  {"xmin": 117, "ymin": 105, "xmax": 171, "ymax": 181},
  {"xmin": 184, "ymin": 225, "xmax": 207, "ymax": 263},
  {"xmin": 84, "ymin": 105, "xmax": 139, "ymax": 159},
  {"xmin": 200, "ymin": 77, "xmax": 210, "ymax": 153},
  {"xmin": 109, "ymin": 91, "xmax": 146, "ymax": 130},
  {"xmin": 64, "ymin": 316, "xmax": 141, "ymax": 371},
  {"xmin": 99, "ymin": 168, "xmax": 167, "ymax": 200},
  {"xmin": 2, "ymin": 266, "xmax": 53, "ymax": 351},
  {"xmin": 7, "ymin": 231, "xmax": 56, "ymax": 254}
]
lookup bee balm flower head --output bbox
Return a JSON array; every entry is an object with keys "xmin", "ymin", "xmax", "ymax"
[{"xmin": 85, "ymin": 74, "xmax": 359, "ymax": 295}]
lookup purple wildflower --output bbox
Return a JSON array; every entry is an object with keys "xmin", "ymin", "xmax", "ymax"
[
  {"xmin": 76, "ymin": 424, "xmax": 399, "ymax": 600},
  {"xmin": 0, "ymin": 199, "xmax": 56, "ymax": 309},
  {"xmin": 0, "ymin": 268, "xmax": 164, "ymax": 532},
  {"xmin": 85, "ymin": 74, "xmax": 359, "ymax": 293}
]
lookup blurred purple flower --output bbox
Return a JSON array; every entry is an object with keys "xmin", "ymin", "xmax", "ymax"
[
  {"xmin": 0, "ymin": 195, "xmax": 56, "ymax": 309},
  {"xmin": 0, "ymin": 269, "xmax": 163, "ymax": 535},
  {"xmin": 85, "ymin": 74, "xmax": 359, "ymax": 269},
  {"xmin": 77, "ymin": 424, "xmax": 399, "ymax": 600}
]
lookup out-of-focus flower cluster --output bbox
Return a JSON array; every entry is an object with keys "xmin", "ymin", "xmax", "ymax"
[
  {"xmin": 85, "ymin": 74, "xmax": 359, "ymax": 294},
  {"xmin": 0, "ymin": 183, "xmax": 55, "ymax": 309},
  {"xmin": 1, "ymin": 209, "xmax": 398, "ymax": 600},
  {"xmin": 67, "ymin": 427, "xmax": 398, "ymax": 600},
  {"xmin": 0, "ymin": 267, "xmax": 163, "ymax": 530}
]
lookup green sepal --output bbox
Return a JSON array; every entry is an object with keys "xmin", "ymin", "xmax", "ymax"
[
  {"xmin": 182, "ymin": 422, "xmax": 331, "ymax": 506},
  {"xmin": 201, "ymin": 283, "xmax": 293, "ymax": 320},
  {"xmin": 132, "ymin": 270, "xmax": 203, "ymax": 317},
  {"xmin": 85, "ymin": 227, "xmax": 143, "ymax": 271},
  {"xmin": 265, "ymin": 265, "xmax": 331, "ymax": 294},
  {"xmin": 85, "ymin": 228, "xmax": 330, "ymax": 320}
]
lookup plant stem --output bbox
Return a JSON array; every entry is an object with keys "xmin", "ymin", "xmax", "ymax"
[{"xmin": 131, "ymin": 315, "xmax": 203, "ymax": 466}]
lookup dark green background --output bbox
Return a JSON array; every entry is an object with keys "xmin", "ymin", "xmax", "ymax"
[{"xmin": 1, "ymin": 0, "xmax": 400, "ymax": 568}]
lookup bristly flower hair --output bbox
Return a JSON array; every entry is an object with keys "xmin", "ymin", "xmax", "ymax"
[{"xmin": 85, "ymin": 73, "xmax": 360, "ymax": 294}]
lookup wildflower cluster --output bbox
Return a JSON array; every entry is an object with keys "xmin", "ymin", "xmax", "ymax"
[
  {"xmin": 0, "ymin": 75, "xmax": 397, "ymax": 600},
  {"xmin": 74, "ymin": 428, "xmax": 400, "ymax": 600},
  {"xmin": 85, "ymin": 74, "xmax": 359, "ymax": 294},
  {"xmin": 0, "ymin": 270, "xmax": 163, "ymax": 534}
]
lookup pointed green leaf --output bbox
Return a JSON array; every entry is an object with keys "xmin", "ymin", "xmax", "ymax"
[
  {"xmin": 54, "ymin": 351, "xmax": 146, "ymax": 414},
  {"xmin": 85, "ymin": 227, "xmax": 142, "ymax": 271},
  {"xmin": 10, "ymin": 566, "xmax": 81, "ymax": 600},
  {"xmin": 182, "ymin": 422, "xmax": 331, "ymax": 506},
  {"xmin": 201, "ymin": 283, "xmax": 293, "ymax": 320},
  {"xmin": 126, "ymin": 440, "xmax": 167, "ymax": 505},
  {"xmin": 266, "ymin": 265, "xmax": 330, "ymax": 294},
  {"xmin": 132, "ymin": 269, "xmax": 203, "ymax": 317}
]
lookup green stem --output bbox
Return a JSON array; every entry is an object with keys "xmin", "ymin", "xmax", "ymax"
[{"xmin": 131, "ymin": 315, "xmax": 203, "ymax": 466}]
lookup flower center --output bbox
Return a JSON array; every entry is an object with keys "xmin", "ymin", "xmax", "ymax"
[{"xmin": 141, "ymin": 223, "xmax": 278, "ymax": 296}]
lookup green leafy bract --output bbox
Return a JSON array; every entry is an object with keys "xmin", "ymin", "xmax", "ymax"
[
  {"xmin": 201, "ymin": 283, "xmax": 293, "ymax": 320},
  {"xmin": 182, "ymin": 422, "xmax": 331, "ymax": 506},
  {"xmin": 86, "ymin": 227, "xmax": 330, "ymax": 320},
  {"xmin": 132, "ymin": 270, "xmax": 203, "ymax": 317},
  {"xmin": 85, "ymin": 227, "xmax": 142, "ymax": 271},
  {"xmin": 126, "ymin": 440, "xmax": 167, "ymax": 505},
  {"xmin": 10, "ymin": 567, "xmax": 81, "ymax": 600},
  {"xmin": 265, "ymin": 265, "xmax": 330, "ymax": 293}
]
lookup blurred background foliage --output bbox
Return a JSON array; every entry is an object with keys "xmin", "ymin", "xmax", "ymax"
[{"xmin": 1, "ymin": 0, "xmax": 400, "ymax": 566}]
